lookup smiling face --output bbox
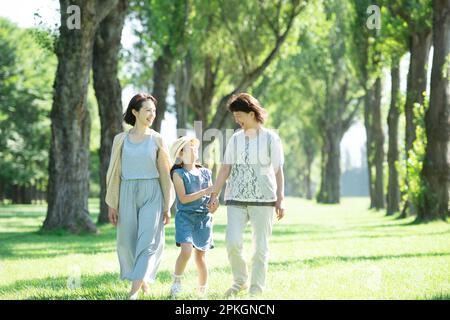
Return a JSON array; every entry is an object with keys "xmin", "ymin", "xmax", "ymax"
[
  {"xmin": 232, "ymin": 111, "xmax": 257, "ymax": 129},
  {"xmin": 132, "ymin": 100, "xmax": 156, "ymax": 127}
]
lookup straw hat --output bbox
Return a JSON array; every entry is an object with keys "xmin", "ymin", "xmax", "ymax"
[{"xmin": 169, "ymin": 136, "xmax": 200, "ymax": 164}]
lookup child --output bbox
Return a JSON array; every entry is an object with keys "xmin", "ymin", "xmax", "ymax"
[{"xmin": 169, "ymin": 136, "xmax": 219, "ymax": 297}]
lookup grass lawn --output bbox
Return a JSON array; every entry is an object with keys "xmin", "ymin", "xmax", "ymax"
[{"xmin": 0, "ymin": 197, "xmax": 449, "ymax": 300}]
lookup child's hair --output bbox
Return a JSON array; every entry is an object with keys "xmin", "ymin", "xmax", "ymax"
[{"xmin": 170, "ymin": 162, "xmax": 203, "ymax": 180}]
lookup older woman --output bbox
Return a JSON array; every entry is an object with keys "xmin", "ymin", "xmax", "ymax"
[
  {"xmin": 209, "ymin": 93, "xmax": 285, "ymax": 297},
  {"xmin": 105, "ymin": 93, "xmax": 174, "ymax": 300}
]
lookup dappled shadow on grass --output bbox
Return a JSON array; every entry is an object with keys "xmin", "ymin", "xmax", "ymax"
[
  {"xmin": 1, "ymin": 251, "xmax": 448, "ymax": 299},
  {"xmin": 2, "ymin": 203, "xmax": 449, "ymax": 269},
  {"xmin": 0, "ymin": 267, "xmax": 232, "ymax": 300},
  {"xmin": 3, "ymin": 221, "xmax": 448, "ymax": 260},
  {"xmin": 271, "ymin": 225, "xmax": 334, "ymax": 236},
  {"xmin": 0, "ymin": 213, "xmax": 46, "ymax": 219},
  {"xmin": 0, "ymin": 272, "xmax": 125, "ymax": 300},
  {"xmin": 295, "ymin": 230, "xmax": 450, "ymax": 242},
  {"xmin": 0, "ymin": 223, "xmax": 229, "ymax": 260},
  {"xmin": 268, "ymin": 224, "xmax": 450, "ymax": 243},
  {"xmin": 425, "ymin": 293, "xmax": 450, "ymax": 300},
  {"xmin": 268, "ymin": 252, "xmax": 450, "ymax": 269},
  {"xmin": 362, "ymin": 215, "xmax": 450, "ymax": 227},
  {"xmin": 0, "ymin": 227, "xmax": 118, "ymax": 259},
  {"xmin": 0, "ymin": 270, "xmax": 175, "ymax": 300}
]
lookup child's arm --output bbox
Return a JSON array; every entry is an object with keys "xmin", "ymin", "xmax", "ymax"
[
  {"xmin": 207, "ymin": 172, "xmax": 219, "ymax": 213},
  {"xmin": 172, "ymin": 172, "xmax": 214, "ymax": 204}
]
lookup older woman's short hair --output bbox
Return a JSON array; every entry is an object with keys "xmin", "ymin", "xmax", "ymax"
[{"xmin": 227, "ymin": 93, "xmax": 268, "ymax": 124}]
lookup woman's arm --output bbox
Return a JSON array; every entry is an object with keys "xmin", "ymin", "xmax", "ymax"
[
  {"xmin": 157, "ymin": 147, "xmax": 172, "ymax": 210},
  {"xmin": 275, "ymin": 165, "xmax": 285, "ymax": 220},
  {"xmin": 211, "ymin": 164, "xmax": 231, "ymax": 196},
  {"xmin": 154, "ymin": 133, "xmax": 175, "ymax": 225},
  {"xmin": 208, "ymin": 164, "xmax": 231, "ymax": 208},
  {"xmin": 207, "ymin": 171, "xmax": 219, "ymax": 213},
  {"xmin": 172, "ymin": 172, "xmax": 214, "ymax": 204},
  {"xmin": 154, "ymin": 134, "xmax": 173, "ymax": 212}
]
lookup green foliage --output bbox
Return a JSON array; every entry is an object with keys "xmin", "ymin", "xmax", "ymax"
[
  {"xmin": 377, "ymin": 5, "xmax": 408, "ymax": 65},
  {"xmin": 0, "ymin": 18, "xmax": 56, "ymax": 193},
  {"xmin": 253, "ymin": 0, "xmax": 365, "ymax": 197},
  {"xmin": 126, "ymin": 0, "xmax": 190, "ymax": 89},
  {"xmin": 30, "ymin": 10, "xmax": 59, "ymax": 54},
  {"xmin": 132, "ymin": 0, "xmax": 189, "ymax": 57},
  {"xmin": 398, "ymin": 97, "xmax": 429, "ymax": 212},
  {"xmin": 28, "ymin": 26, "xmax": 58, "ymax": 54},
  {"xmin": 89, "ymin": 150, "xmax": 101, "ymax": 198},
  {"xmin": 387, "ymin": 0, "xmax": 433, "ymax": 33},
  {"xmin": 126, "ymin": 0, "xmax": 307, "ymax": 124}
]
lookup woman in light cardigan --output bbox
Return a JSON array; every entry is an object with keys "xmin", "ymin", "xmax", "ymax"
[{"xmin": 105, "ymin": 93, "xmax": 174, "ymax": 299}]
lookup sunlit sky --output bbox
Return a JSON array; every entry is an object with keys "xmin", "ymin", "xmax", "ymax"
[{"xmin": 0, "ymin": 1, "xmax": 433, "ymax": 169}]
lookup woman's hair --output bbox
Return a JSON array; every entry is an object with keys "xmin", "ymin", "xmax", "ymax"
[
  {"xmin": 227, "ymin": 93, "xmax": 267, "ymax": 124},
  {"xmin": 123, "ymin": 93, "xmax": 157, "ymax": 126}
]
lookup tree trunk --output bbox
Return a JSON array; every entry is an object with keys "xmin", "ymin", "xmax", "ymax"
[
  {"xmin": 401, "ymin": 29, "xmax": 432, "ymax": 218},
  {"xmin": 43, "ymin": 0, "xmax": 118, "ymax": 234},
  {"xmin": 364, "ymin": 82, "xmax": 376, "ymax": 208},
  {"xmin": 190, "ymin": 55, "xmax": 219, "ymax": 126},
  {"xmin": 174, "ymin": 52, "xmax": 192, "ymax": 131},
  {"xmin": 317, "ymin": 130, "xmax": 342, "ymax": 204},
  {"xmin": 373, "ymin": 77, "xmax": 385, "ymax": 209},
  {"xmin": 418, "ymin": 0, "xmax": 450, "ymax": 222},
  {"xmin": 387, "ymin": 60, "xmax": 401, "ymax": 215},
  {"xmin": 305, "ymin": 151, "xmax": 314, "ymax": 200},
  {"xmin": 405, "ymin": 30, "xmax": 433, "ymax": 153},
  {"xmin": 305, "ymin": 169, "xmax": 313, "ymax": 200},
  {"xmin": 93, "ymin": 0, "xmax": 128, "ymax": 224},
  {"xmin": 23, "ymin": 185, "xmax": 32, "ymax": 204},
  {"xmin": 152, "ymin": 45, "xmax": 174, "ymax": 132},
  {"xmin": 30, "ymin": 185, "xmax": 37, "ymax": 204},
  {"xmin": 363, "ymin": 75, "xmax": 385, "ymax": 210},
  {"xmin": 11, "ymin": 185, "xmax": 20, "ymax": 204}
]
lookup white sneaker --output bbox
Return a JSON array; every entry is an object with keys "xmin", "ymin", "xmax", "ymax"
[
  {"xmin": 128, "ymin": 291, "xmax": 139, "ymax": 300},
  {"xmin": 198, "ymin": 284, "xmax": 208, "ymax": 298},
  {"xmin": 224, "ymin": 283, "xmax": 248, "ymax": 298},
  {"xmin": 249, "ymin": 285, "xmax": 263, "ymax": 297},
  {"xmin": 170, "ymin": 282, "xmax": 182, "ymax": 298}
]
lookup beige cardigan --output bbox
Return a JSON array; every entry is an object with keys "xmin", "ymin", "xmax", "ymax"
[{"xmin": 105, "ymin": 129, "xmax": 175, "ymax": 213}]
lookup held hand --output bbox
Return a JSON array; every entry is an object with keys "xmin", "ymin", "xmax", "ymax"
[
  {"xmin": 208, "ymin": 199, "xmax": 219, "ymax": 213},
  {"xmin": 207, "ymin": 194, "xmax": 219, "ymax": 213},
  {"xmin": 163, "ymin": 211, "xmax": 171, "ymax": 225},
  {"xmin": 108, "ymin": 207, "xmax": 118, "ymax": 227},
  {"xmin": 275, "ymin": 198, "xmax": 285, "ymax": 221},
  {"xmin": 204, "ymin": 185, "xmax": 215, "ymax": 195}
]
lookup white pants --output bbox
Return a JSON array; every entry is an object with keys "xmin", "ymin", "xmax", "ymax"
[{"xmin": 225, "ymin": 205, "xmax": 274, "ymax": 293}]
